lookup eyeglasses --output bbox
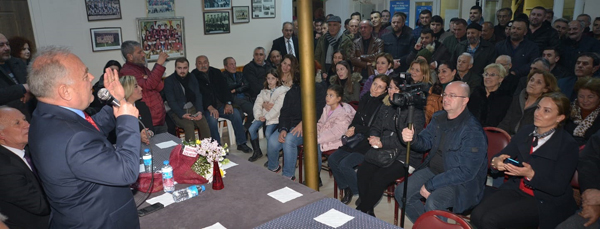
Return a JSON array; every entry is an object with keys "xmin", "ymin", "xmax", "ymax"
[
  {"xmin": 441, "ymin": 93, "xmax": 468, "ymax": 99},
  {"xmin": 483, "ymin": 73, "xmax": 499, "ymax": 78}
]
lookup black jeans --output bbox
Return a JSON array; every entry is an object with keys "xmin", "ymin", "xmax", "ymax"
[
  {"xmin": 356, "ymin": 160, "xmax": 406, "ymax": 213},
  {"xmin": 471, "ymin": 188, "xmax": 539, "ymax": 229}
]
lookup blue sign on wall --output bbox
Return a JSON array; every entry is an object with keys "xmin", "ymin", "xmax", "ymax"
[
  {"xmin": 390, "ymin": 0, "xmax": 410, "ymax": 26},
  {"xmin": 415, "ymin": 5, "xmax": 433, "ymax": 27}
]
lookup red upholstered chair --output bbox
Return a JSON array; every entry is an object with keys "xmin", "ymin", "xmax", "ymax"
[
  {"xmin": 348, "ymin": 101, "xmax": 359, "ymax": 111},
  {"xmin": 483, "ymin": 127, "xmax": 511, "ymax": 166},
  {"xmin": 413, "ymin": 210, "xmax": 473, "ymax": 229}
]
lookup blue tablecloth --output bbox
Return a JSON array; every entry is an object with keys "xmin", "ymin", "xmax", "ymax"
[{"xmin": 255, "ymin": 198, "xmax": 400, "ymax": 229}]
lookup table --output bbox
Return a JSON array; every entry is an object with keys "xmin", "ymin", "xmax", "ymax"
[
  {"xmin": 137, "ymin": 134, "xmax": 326, "ymax": 228},
  {"xmin": 256, "ymin": 198, "xmax": 400, "ymax": 229}
]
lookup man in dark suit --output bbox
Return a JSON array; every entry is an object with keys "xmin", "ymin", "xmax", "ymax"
[
  {"xmin": 270, "ymin": 22, "xmax": 300, "ymax": 61},
  {"xmin": 27, "ymin": 46, "xmax": 141, "ymax": 228},
  {"xmin": 0, "ymin": 33, "xmax": 31, "ymax": 120},
  {"xmin": 0, "ymin": 106, "xmax": 50, "ymax": 228}
]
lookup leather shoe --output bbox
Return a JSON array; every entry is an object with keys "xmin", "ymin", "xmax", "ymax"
[
  {"xmin": 237, "ymin": 144, "xmax": 253, "ymax": 153},
  {"xmin": 341, "ymin": 188, "xmax": 353, "ymax": 204}
]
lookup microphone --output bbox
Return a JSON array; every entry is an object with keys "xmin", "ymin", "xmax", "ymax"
[{"xmin": 97, "ymin": 88, "xmax": 121, "ymax": 107}]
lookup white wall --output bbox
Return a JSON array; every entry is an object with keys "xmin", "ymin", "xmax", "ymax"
[{"xmin": 28, "ymin": 0, "xmax": 290, "ymax": 83}]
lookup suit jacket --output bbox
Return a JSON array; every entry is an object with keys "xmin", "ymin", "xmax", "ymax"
[
  {"xmin": 29, "ymin": 102, "xmax": 141, "ymax": 229},
  {"xmin": 271, "ymin": 35, "xmax": 300, "ymax": 61},
  {"xmin": 0, "ymin": 145, "xmax": 50, "ymax": 229},
  {"xmin": 350, "ymin": 36, "xmax": 384, "ymax": 76},
  {"xmin": 495, "ymin": 125, "xmax": 579, "ymax": 229},
  {"xmin": 191, "ymin": 67, "xmax": 233, "ymax": 110},
  {"xmin": 0, "ymin": 58, "xmax": 29, "ymax": 119}
]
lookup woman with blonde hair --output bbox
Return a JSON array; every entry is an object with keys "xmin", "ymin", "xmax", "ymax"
[{"xmin": 468, "ymin": 63, "xmax": 513, "ymax": 127}]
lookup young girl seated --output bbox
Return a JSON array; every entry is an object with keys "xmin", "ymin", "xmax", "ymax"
[
  {"xmin": 248, "ymin": 69, "xmax": 290, "ymax": 162},
  {"xmin": 316, "ymin": 85, "xmax": 357, "ymax": 171}
]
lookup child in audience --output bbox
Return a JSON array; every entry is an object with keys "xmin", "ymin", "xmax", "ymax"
[
  {"xmin": 248, "ymin": 69, "xmax": 290, "ymax": 162},
  {"xmin": 317, "ymin": 85, "xmax": 357, "ymax": 164}
]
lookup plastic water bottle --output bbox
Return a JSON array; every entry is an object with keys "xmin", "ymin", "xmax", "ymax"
[
  {"xmin": 142, "ymin": 149, "xmax": 152, "ymax": 173},
  {"xmin": 172, "ymin": 185, "xmax": 206, "ymax": 202},
  {"xmin": 161, "ymin": 160, "xmax": 175, "ymax": 193}
]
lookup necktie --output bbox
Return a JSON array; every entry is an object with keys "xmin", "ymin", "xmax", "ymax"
[
  {"xmin": 287, "ymin": 39, "xmax": 294, "ymax": 56},
  {"xmin": 84, "ymin": 113, "xmax": 100, "ymax": 131},
  {"xmin": 24, "ymin": 152, "xmax": 37, "ymax": 175}
]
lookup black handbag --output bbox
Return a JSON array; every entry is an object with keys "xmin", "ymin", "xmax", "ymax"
[
  {"xmin": 340, "ymin": 103, "xmax": 382, "ymax": 148},
  {"xmin": 364, "ymin": 147, "xmax": 400, "ymax": 168}
]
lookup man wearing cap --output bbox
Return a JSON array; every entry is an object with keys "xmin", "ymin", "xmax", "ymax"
[
  {"xmin": 315, "ymin": 15, "xmax": 354, "ymax": 72},
  {"xmin": 452, "ymin": 22, "xmax": 497, "ymax": 75}
]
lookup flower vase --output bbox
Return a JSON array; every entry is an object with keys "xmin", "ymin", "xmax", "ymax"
[{"xmin": 212, "ymin": 161, "xmax": 224, "ymax": 190}]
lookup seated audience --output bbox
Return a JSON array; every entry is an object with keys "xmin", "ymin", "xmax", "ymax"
[
  {"xmin": 397, "ymin": 81, "xmax": 488, "ymax": 222},
  {"xmin": 456, "ymin": 52, "xmax": 482, "ymax": 91},
  {"xmin": 356, "ymin": 76, "xmax": 426, "ymax": 216},
  {"xmin": 315, "ymin": 15, "xmax": 354, "ymax": 75},
  {"xmin": 164, "ymin": 58, "xmax": 211, "ymax": 141},
  {"xmin": 426, "ymin": 61, "xmax": 460, "ymax": 124},
  {"xmin": 361, "ymin": 53, "xmax": 394, "ymax": 97},
  {"xmin": 329, "ymin": 60, "xmax": 362, "ymax": 102},
  {"xmin": 0, "ymin": 33, "xmax": 31, "ymax": 120},
  {"xmin": 554, "ymin": 18, "xmax": 570, "ymax": 40},
  {"xmin": 243, "ymin": 47, "xmax": 272, "ymax": 100},
  {"xmin": 559, "ymin": 20, "xmax": 600, "ymax": 74},
  {"xmin": 565, "ymin": 77, "xmax": 600, "ymax": 145},
  {"xmin": 407, "ymin": 58, "xmax": 433, "ymax": 119},
  {"xmin": 316, "ymin": 85, "xmax": 356, "ymax": 174},
  {"xmin": 557, "ymin": 130, "xmax": 600, "ymax": 229},
  {"xmin": 406, "ymin": 28, "xmax": 451, "ymax": 70},
  {"xmin": 248, "ymin": 69, "xmax": 290, "ymax": 162},
  {"xmin": 472, "ymin": 92, "xmax": 579, "ymax": 229},
  {"xmin": 191, "ymin": 55, "xmax": 252, "ymax": 152},
  {"xmin": 223, "ymin": 57, "xmax": 254, "ymax": 129},
  {"xmin": 452, "ymin": 22, "xmax": 497, "ymax": 75},
  {"xmin": 0, "ymin": 106, "xmax": 50, "ymax": 228},
  {"xmin": 8, "ymin": 36, "xmax": 32, "ymax": 65},
  {"xmin": 542, "ymin": 47, "xmax": 569, "ymax": 80},
  {"xmin": 322, "ymin": 50, "xmax": 349, "ymax": 85},
  {"xmin": 120, "ymin": 75, "xmax": 154, "ymax": 145},
  {"xmin": 496, "ymin": 55, "xmax": 520, "ymax": 95},
  {"xmin": 267, "ymin": 49, "xmax": 282, "ymax": 69},
  {"xmin": 513, "ymin": 57, "xmax": 552, "ymax": 96},
  {"xmin": 329, "ymin": 74, "xmax": 391, "ymax": 205},
  {"xmin": 468, "ymin": 63, "xmax": 513, "ymax": 127},
  {"xmin": 499, "ymin": 70, "xmax": 559, "ymax": 135},
  {"xmin": 266, "ymin": 55, "xmax": 326, "ymax": 180},
  {"xmin": 495, "ymin": 17, "xmax": 539, "ymax": 79},
  {"xmin": 559, "ymin": 52, "xmax": 600, "ymax": 100}
]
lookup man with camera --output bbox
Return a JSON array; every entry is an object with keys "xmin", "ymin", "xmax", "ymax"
[{"xmin": 396, "ymin": 81, "xmax": 488, "ymax": 222}]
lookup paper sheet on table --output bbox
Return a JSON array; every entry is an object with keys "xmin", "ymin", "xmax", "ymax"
[
  {"xmin": 220, "ymin": 161, "xmax": 238, "ymax": 170},
  {"xmin": 267, "ymin": 187, "xmax": 303, "ymax": 203},
  {"xmin": 155, "ymin": 140, "xmax": 178, "ymax": 149},
  {"xmin": 313, "ymin": 209, "xmax": 354, "ymax": 228},
  {"xmin": 146, "ymin": 192, "xmax": 175, "ymax": 207},
  {"xmin": 202, "ymin": 222, "xmax": 227, "ymax": 229}
]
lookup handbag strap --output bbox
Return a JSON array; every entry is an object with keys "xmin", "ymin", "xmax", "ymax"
[{"xmin": 367, "ymin": 103, "xmax": 383, "ymax": 127}]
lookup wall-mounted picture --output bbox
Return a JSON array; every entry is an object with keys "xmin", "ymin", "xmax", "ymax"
[
  {"xmin": 90, "ymin": 27, "xmax": 122, "ymax": 52},
  {"xmin": 203, "ymin": 0, "xmax": 231, "ymax": 11},
  {"xmin": 252, "ymin": 0, "xmax": 275, "ymax": 19},
  {"xmin": 203, "ymin": 12, "xmax": 230, "ymax": 35},
  {"xmin": 232, "ymin": 6, "xmax": 249, "ymax": 24},
  {"xmin": 146, "ymin": 0, "xmax": 175, "ymax": 17},
  {"xmin": 136, "ymin": 17, "xmax": 185, "ymax": 62},
  {"xmin": 85, "ymin": 0, "xmax": 122, "ymax": 21}
]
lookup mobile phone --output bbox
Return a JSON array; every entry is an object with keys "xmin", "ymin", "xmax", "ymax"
[
  {"xmin": 137, "ymin": 203, "xmax": 164, "ymax": 217},
  {"xmin": 503, "ymin": 158, "xmax": 523, "ymax": 167},
  {"xmin": 190, "ymin": 113, "xmax": 199, "ymax": 117}
]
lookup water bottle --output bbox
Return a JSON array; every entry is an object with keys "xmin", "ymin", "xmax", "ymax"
[
  {"xmin": 161, "ymin": 160, "xmax": 175, "ymax": 193},
  {"xmin": 142, "ymin": 149, "xmax": 152, "ymax": 173},
  {"xmin": 172, "ymin": 185, "xmax": 206, "ymax": 202}
]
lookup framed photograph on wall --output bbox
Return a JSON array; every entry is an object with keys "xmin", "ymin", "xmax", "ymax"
[
  {"xmin": 90, "ymin": 27, "xmax": 122, "ymax": 52},
  {"xmin": 252, "ymin": 0, "xmax": 275, "ymax": 19},
  {"xmin": 232, "ymin": 6, "xmax": 250, "ymax": 24},
  {"xmin": 203, "ymin": 0, "xmax": 231, "ymax": 11},
  {"xmin": 146, "ymin": 0, "xmax": 175, "ymax": 17},
  {"xmin": 136, "ymin": 17, "xmax": 185, "ymax": 62},
  {"xmin": 85, "ymin": 0, "xmax": 122, "ymax": 21},
  {"xmin": 203, "ymin": 12, "xmax": 230, "ymax": 35}
]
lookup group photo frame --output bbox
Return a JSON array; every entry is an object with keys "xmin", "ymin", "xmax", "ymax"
[
  {"xmin": 203, "ymin": 11, "xmax": 230, "ymax": 35},
  {"xmin": 232, "ymin": 6, "xmax": 250, "ymax": 24},
  {"xmin": 90, "ymin": 27, "xmax": 122, "ymax": 52},
  {"xmin": 252, "ymin": 0, "xmax": 276, "ymax": 19},
  {"xmin": 85, "ymin": 0, "xmax": 122, "ymax": 21},
  {"xmin": 136, "ymin": 17, "xmax": 186, "ymax": 62},
  {"xmin": 146, "ymin": 0, "xmax": 175, "ymax": 17},
  {"xmin": 203, "ymin": 0, "xmax": 231, "ymax": 11}
]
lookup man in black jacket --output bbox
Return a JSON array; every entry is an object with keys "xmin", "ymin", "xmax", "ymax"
[
  {"xmin": 381, "ymin": 12, "xmax": 414, "ymax": 72},
  {"xmin": 494, "ymin": 8, "xmax": 512, "ymax": 42},
  {"xmin": 191, "ymin": 55, "xmax": 252, "ymax": 152},
  {"xmin": 0, "ymin": 33, "xmax": 31, "ymax": 120},
  {"xmin": 223, "ymin": 57, "xmax": 253, "ymax": 129},
  {"xmin": 270, "ymin": 22, "xmax": 300, "ymax": 61},
  {"xmin": 496, "ymin": 17, "xmax": 539, "ymax": 79},
  {"xmin": 243, "ymin": 47, "xmax": 271, "ymax": 100},
  {"xmin": 527, "ymin": 6, "xmax": 560, "ymax": 55},
  {"xmin": 452, "ymin": 22, "xmax": 497, "ymax": 75}
]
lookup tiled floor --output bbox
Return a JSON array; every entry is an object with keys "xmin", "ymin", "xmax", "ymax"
[{"xmin": 226, "ymin": 137, "xmax": 414, "ymax": 228}]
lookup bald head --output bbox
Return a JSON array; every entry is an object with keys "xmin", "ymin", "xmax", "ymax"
[
  {"xmin": 359, "ymin": 20, "xmax": 374, "ymax": 38},
  {"xmin": 443, "ymin": 82, "xmax": 470, "ymax": 118},
  {"xmin": 0, "ymin": 106, "xmax": 29, "ymax": 150},
  {"xmin": 495, "ymin": 55, "xmax": 512, "ymax": 72},
  {"xmin": 348, "ymin": 19, "xmax": 359, "ymax": 35}
]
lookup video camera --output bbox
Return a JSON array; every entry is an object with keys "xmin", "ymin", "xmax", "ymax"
[{"xmin": 390, "ymin": 72, "xmax": 428, "ymax": 107}]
